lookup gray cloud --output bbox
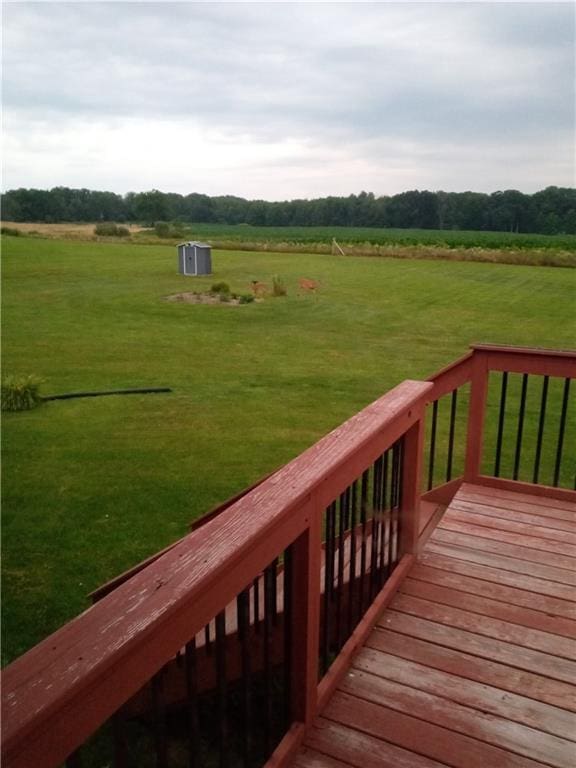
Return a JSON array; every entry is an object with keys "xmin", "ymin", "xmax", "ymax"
[{"xmin": 2, "ymin": 2, "xmax": 574, "ymax": 196}]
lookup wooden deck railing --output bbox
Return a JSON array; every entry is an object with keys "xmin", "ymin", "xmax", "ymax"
[
  {"xmin": 423, "ymin": 344, "xmax": 575, "ymax": 505},
  {"xmin": 2, "ymin": 345, "xmax": 574, "ymax": 768}
]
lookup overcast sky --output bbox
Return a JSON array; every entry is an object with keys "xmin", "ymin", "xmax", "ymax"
[{"xmin": 2, "ymin": 1, "xmax": 575, "ymax": 200}]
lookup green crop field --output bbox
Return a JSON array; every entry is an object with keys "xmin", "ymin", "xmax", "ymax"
[
  {"xmin": 164, "ymin": 222, "xmax": 576, "ymax": 252},
  {"xmin": 2, "ymin": 235, "xmax": 575, "ymax": 665}
]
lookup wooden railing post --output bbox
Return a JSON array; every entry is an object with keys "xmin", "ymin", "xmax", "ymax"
[
  {"xmin": 465, "ymin": 349, "xmax": 490, "ymax": 482},
  {"xmin": 287, "ymin": 501, "xmax": 322, "ymax": 725},
  {"xmin": 399, "ymin": 405, "xmax": 426, "ymax": 554}
]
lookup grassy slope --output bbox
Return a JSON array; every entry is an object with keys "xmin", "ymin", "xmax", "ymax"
[{"xmin": 2, "ymin": 235, "xmax": 575, "ymax": 663}]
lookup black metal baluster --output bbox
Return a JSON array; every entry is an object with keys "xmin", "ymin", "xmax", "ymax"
[
  {"xmin": 347, "ymin": 483, "xmax": 358, "ymax": 637},
  {"xmin": 237, "ymin": 590, "xmax": 252, "ymax": 768},
  {"xmin": 327, "ymin": 501, "xmax": 337, "ymax": 607},
  {"xmin": 322, "ymin": 505, "xmax": 333, "ymax": 673},
  {"xmin": 391, "ymin": 440, "xmax": 401, "ymax": 565},
  {"xmin": 446, "ymin": 389, "xmax": 458, "ymax": 482},
  {"xmin": 533, "ymin": 376, "xmax": 549, "ymax": 485},
  {"xmin": 553, "ymin": 378, "xmax": 571, "ymax": 487},
  {"xmin": 112, "ymin": 709, "xmax": 128, "ymax": 768},
  {"xmin": 263, "ymin": 565, "xmax": 275, "ymax": 756},
  {"xmin": 151, "ymin": 670, "xmax": 168, "ymax": 768},
  {"xmin": 359, "ymin": 471, "xmax": 369, "ymax": 615},
  {"xmin": 386, "ymin": 447, "xmax": 395, "ymax": 577},
  {"xmin": 336, "ymin": 491, "xmax": 347, "ymax": 650},
  {"xmin": 513, "ymin": 374, "xmax": 529, "ymax": 481},
  {"xmin": 66, "ymin": 751, "xmax": 82, "ymax": 768},
  {"xmin": 397, "ymin": 439, "xmax": 405, "ymax": 564},
  {"xmin": 283, "ymin": 545, "xmax": 293, "ymax": 730},
  {"xmin": 185, "ymin": 637, "xmax": 200, "ymax": 768},
  {"xmin": 369, "ymin": 458, "xmax": 382, "ymax": 600},
  {"xmin": 494, "ymin": 372, "xmax": 508, "ymax": 477},
  {"xmin": 378, "ymin": 452, "xmax": 389, "ymax": 583},
  {"xmin": 427, "ymin": 400, "xmax": 439, "ymax": 491},
  {"xmin": 253, "ymin": 577, "xmax": 260, "ymax": 634},
  {"xmin": 215, "ymin": 611, "xmax": 228, "ymax": 768},
  {"xmin": 271, "ymin": 558, "xmax": 279, "ymax": 626}
]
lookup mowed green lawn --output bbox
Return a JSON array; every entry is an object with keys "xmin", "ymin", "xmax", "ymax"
[{"xmin": 2, "ymin": 236, "xmax": 575, "ymax": 664}]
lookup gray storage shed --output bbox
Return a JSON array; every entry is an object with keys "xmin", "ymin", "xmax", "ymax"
[{"xmin": 177, "ymin": 242, "xmax": 212, "ymax": 276}]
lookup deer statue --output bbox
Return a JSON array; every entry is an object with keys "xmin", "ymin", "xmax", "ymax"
[
  {"xmin": 298, "ymin": 278, "xmax": 319, "ymax": 292},
  {"xmin": 250, "ymin": 280, "xmax": 268, "ymax": 297}
]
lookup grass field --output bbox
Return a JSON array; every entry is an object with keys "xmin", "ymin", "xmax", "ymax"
[{"xmin": 2, "ymin": 234, "xmax": 575, "ymax": 665}]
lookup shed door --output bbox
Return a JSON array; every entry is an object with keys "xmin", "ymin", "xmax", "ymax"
[
  {"xmin": 186, "ymin": 252, "xmax": 196, "ymax": 274},
  {"xmin": 197, "ymin": 249, "xmax": 209, "ymax": 274}
]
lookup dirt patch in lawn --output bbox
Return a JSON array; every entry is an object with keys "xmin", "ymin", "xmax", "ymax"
[{"xmin": 163, "ymin": 292, "xmax": 256, "ymax": 306}]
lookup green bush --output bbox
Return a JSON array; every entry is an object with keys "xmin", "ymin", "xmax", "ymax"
[
  {"xmin": 0, "ymin": 226, "xmax": 22, "ymax": 236},
  {"xmin": 238, "ymin": 294, "xmax": 255, "ymax": 304},
  {"xmin": 271, "ymin": 275, "xmax": 287, "ymax": 297},
  {"xmin": 154, "ymin": 220, "xmax": 187, "ymax": 239},
  {"xmin": 211, "ymin": 282, "xmax": 231, "ymax": 294},
  {"xmin": 154, "ymin": 221, "xmax": 171, "ymax": 238},
  {"xmin": 1, "ymin": 375, "xmax": 44, "ymax": 412},
  {"xmin": 94, "ymin": 223, "xmax": 130, "ymax": 237}
]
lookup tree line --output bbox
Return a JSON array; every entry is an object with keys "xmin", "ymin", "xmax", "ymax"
[{"xmin": 2, "ymin": 185, "xmax": 575, "ymax": 234}]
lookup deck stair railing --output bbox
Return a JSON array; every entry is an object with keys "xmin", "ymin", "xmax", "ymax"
[{"xmin": 1, "ymin": 345, "xmax": 574, "ymax": 768}]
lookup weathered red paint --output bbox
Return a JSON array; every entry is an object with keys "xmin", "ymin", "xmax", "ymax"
[
  {"xmin": 475, "ymin": 475, "xmax": 576, "ymax": 505},
  {"xmin": 2, "ymin": 380, "xmax": 430, "ymax": 768},
  {"xmin": 427, "ymin": 350, "xmax": 474, "ymax": 401},
  {"xmin": 464, "ymin": 348, "xmax": 490, "ymax": 483},
  {"xmin": 3, "ymin": 345, "xmax": 576, "ymax": 768}
]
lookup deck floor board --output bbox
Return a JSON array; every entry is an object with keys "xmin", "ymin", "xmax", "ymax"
[
  {"xmin": 408, "ymin": 561, "xmax": 576, "ymax": 619},
  {"xmin": 295, "ymin": 483, "xmax": 576, "ymax": 768}
]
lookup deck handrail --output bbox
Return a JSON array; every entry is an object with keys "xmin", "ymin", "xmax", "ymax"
[{"xmin": 2, "ymin": 380, "xmax": 431, "ymax": 768}]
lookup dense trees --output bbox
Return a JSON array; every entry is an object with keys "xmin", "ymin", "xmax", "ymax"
[{"xmin": 2, "ymin": 186, "xmax": 575, "ymax": 234}]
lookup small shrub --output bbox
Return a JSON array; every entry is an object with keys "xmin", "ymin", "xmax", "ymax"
[
  {"xmin": 1, "ymin": 375, "xmax": 44, "ymax": 412},
  {"xmin": 271, "ymin": 275, "xmax": 287, "ymax": 297},
  {"xmin": 154, "ymin": 221, "xmax": 171, "ymax": 238},
  {"xmin": 0, "ymin": 226, "xmax": 22, "ymax": 236},
  {"xmin": 154, "ymin": 220, "xmax": 187, "ymax": 239},
  {"xmin": 211, "ymin": 282, "xmax": 231, "ymax": 294},
  {"xmin": 238, "ymin": 294, "xmax": 255, "ymax": 304},
  {"xmin": 94, "ymin": 223, "xmax": 130, "ymax": 237},
  {"xmin": 170, "ymin": 220, "xmax": 187, "ymax": 239}
]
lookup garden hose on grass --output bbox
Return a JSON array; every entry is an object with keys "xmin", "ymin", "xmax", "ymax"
[{"xmin": 43, "ymin": 387, "xmax": 172, "ymax": 401}]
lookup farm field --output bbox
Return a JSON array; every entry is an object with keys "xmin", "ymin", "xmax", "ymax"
[
  {"xmin": 3, "ymin": 220, "xmax": 576, "ymax": 267},
  {"xmin": 177, "ymin": 222, "xmax": 576, "ymax": 252},
  {"xmin": 2, "ymin": 235, "xmax": 575, "ymax": 665}
]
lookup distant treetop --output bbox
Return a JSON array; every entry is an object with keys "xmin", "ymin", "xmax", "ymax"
[{"xmin": 1, "ymin": 185, "xmax": 575, "ymax": 235}]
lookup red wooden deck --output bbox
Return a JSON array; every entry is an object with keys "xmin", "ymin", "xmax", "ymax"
[
  {"xmin": 295, "ymin": 483, "xmax": 576, "ymax": 768},
  {"xmin": 3, "ymin": 345, "xmax": 574, "ymax": 768}
]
